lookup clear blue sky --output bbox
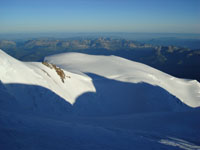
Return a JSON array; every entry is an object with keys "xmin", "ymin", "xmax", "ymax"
[{"xmin": 0, "ymin": 0, "xmax": 200, "ymax": 33}]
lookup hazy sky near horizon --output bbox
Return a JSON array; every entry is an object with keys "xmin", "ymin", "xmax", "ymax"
[{"xmin": 0, "ymin": 0, "xmax": 200, "ymax": 33}]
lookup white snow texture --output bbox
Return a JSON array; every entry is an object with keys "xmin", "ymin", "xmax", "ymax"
[{"xmin": 0, "ymin": 49, "xmax": 200, "ymax": 150}]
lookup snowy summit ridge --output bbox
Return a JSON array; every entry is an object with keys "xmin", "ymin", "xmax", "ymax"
[
  {"xmin": 45, "ymin": 52, "xmax": 200, "ymax": 108},
  {"xmin": 1, "ymin": 49, "xmax": 200, "ymax": 150},
  {"xmin": 0, "ymin": 49, "xmax": 200, "ymax": 116}
]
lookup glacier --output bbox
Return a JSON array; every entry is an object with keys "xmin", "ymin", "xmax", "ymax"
[{"xmin": 0, "ymin": 49, "xmax": 200, "ymax": 150}]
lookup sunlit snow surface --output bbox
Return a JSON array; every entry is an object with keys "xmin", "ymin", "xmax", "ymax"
[
  {"xmin": 0, "ymin": 49, "xmax": 200, "ymax": 150},
  {"xmin": 45, "ymin": 52, "xmax": 200, "ymax": 107}
]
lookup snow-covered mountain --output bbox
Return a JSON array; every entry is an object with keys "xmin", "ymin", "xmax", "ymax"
[
  {"xmin": 0, "ymin": 49, "xmax": 200, "ymax": 150},
  {"xmin": 45, "ymin": 52, "xmax": 200, "ymax": 108}
]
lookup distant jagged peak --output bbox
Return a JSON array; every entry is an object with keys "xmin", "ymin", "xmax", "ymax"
[{"xmin": 0, "ymin": 40, "xmax": 16, "ymax": 44}]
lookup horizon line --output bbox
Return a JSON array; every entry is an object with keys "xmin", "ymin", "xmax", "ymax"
[{"xmin": 1, "ymin": 32, "xmax": 200, "ymax": 35}]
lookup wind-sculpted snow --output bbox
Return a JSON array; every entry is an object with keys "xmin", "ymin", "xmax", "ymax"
[
  {"xmin": 0, "ymin": 49, "xmax": 194, "ymax": 116},
  {"xmin": 1, "ymin": 49, "xmax": 199, "ymax": 115},
  {"xmin": 72, "ymin": 73, "xmax": 190, "ymax": 116},
  {"xmin": 45, "ymin": 52, "xmax": 200, "ymax": 108},
  {"xmin": 0, "ymin": 49, "xmax": 200, "ymax": 150}
]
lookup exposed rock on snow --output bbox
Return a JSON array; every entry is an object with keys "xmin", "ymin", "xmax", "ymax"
[
  {"xmin": 42, "ymin": 61, "xmax": 70, "ymax": 83},
  {"xmin": 45, "ymin": 52, "xmax": 200, "ymax": 108},
  {"xmin": 1, "ymin": 49, "xmax": 200, "ymax": 150},
  {"xmin": 0, "ymin": 49, "xmax": 200, "ymax": 116}
]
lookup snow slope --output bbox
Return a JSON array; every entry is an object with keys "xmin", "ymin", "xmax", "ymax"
[
  {"xmin": 1, "ymin": 109, "xmax": 200, "ymax": 150},
  {"xmin": 45, "ymin": 52, "xmax": 200, "ymax": 108},
  {"xmin": 0, "ymin": 49, "xmax": 96, "ymax": 115},
  {"xmin": 0, "ymin": 49, "xmax": 199, "ymax": 116},
  {"xmin": 1, "ymin": 49, "xmax": 200, "ymax": 150},
  {"xmin": 0, "ymin": 49, "xmax": 200, "ymax": 116}
]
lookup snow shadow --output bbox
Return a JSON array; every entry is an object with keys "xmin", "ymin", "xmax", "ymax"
[
  {"xmin": 0, "ymin": 75, "xmax": 191, "ymax": 117},
  {"xmin": 0, "ymin": 82, "xmax": 72, "ymax": 117},
  {"xmin": 73, "ymin": 73, "xmax": 191, "ymax": 116}
]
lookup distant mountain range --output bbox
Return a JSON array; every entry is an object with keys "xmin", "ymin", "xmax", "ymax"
[
  {"xmin": 0, "ymin": 37, "xmax": 151, "ymax": 52},
  {"xmin": 0, "ymin": 37, "xmax": 200, "ymax": 81}
]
